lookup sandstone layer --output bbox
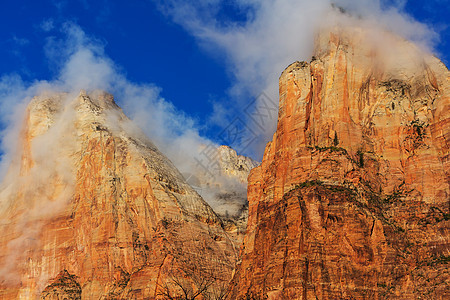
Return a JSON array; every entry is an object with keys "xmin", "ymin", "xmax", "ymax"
[
  {"xmin": 0, "ymin": 91, "xmax": 236, "ymax": 299},
  {"xmin": 228, "ymin": 26, "xmax": 450, "ymax": 299}
]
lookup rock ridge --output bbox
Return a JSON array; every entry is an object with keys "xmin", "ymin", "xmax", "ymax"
[
  {"xmin": 228, "ymin": 26, "xmax": 449, "ymax": 299},
  {"xmin": 0, "ymin": 90, "xmax": 236, "ymax": 299}
]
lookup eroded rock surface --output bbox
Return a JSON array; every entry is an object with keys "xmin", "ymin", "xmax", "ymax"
[
  {"xmin": 40, "ymin": 270, "xmax": 82, "ymax": 300},
  {"xmin": 0, "ymin": 91, "xmax": 236, "ymax": 299},
  {"xmin": 228, "ymin": 26, "xmax": 450, "ymax": 299}
]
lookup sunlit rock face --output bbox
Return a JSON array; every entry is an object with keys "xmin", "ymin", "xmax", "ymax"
[
  {"xmin": 228, "ymin": 26, "xmax": 450, "ymax": 299},
  {"xmin": 0, "ymin": 91, "xmax": 237, "ymax": 299}
]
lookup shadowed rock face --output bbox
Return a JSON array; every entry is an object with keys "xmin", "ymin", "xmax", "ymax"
[
  {"xmin": 0, "ymin": 91, "xmax": 237, "ymax": 299},
  {"xmin": 228, "ymin": 27, "xmax": 450, "ymax": 299},
  {"xmin": 40, "ymin": 270, "xmax": 82, "ymax": 300}
]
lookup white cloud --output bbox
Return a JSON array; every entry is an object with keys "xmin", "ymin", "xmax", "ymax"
[
  {"xmin": 0, "ymin": 21, "xmax": 220, "ymax": 187},
  {"xmin": 155, "ymin": 0, "xmax": 440, "ymax": 158},
  {"xmin": 0, "ymin": 22, "xmax": 256, "ymax": 240},
  {"xmin": 0, "ymin": 1, "xmax": 443, "ymax": 282},
  {"xmin": 0, "ymin": 22, "xmax": 228, "ymax": 284}
]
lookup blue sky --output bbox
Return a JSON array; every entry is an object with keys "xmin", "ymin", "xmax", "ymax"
[
  {"xmin": 0, "ymin": 1, "xmax": 229, "ymax": 120},
  {"xmin": 0, "ymin": 0, "xmax": 448, "ymax": 166}
]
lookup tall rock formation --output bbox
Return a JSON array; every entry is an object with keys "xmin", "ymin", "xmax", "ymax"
[
  {"xmin": 0, "ymin": 91, "xmax": 236, "ymax": 299},
  {"xmin": 228, "ymin": 26, "xmax": 450, "ymax": 299}
]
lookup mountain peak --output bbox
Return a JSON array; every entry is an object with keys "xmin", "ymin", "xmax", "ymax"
[
  {"xmin": 0, "ymin": 91, "xmax": 236, "ymax": 298},
  {"xmin": 229, "ymin": 25, "xmax": 450, "ymax": 299}
]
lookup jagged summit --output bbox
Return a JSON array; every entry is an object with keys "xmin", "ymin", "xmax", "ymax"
[
  {"xmin": 9, "ymin": 90, "xmax": 220, "ymax": 221},
  {"xmin": 1, "ymin": 22, "xmax": 448, "ymax": 299},
  {"xmin": 228, "ymin": 26, "xmax": 449, "ymax": 299},
  {"xmin": 0, "ymin": 90, "xmax": 236, "ymax": 299}
]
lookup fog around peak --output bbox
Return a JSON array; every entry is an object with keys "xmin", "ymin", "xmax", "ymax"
[
  {"xmin": 155, "ymin": 0, "xmax": 440, "ymax": 156},
  {"xmin": 0, "ymin": 1, "xmax": 443, "ymax": 217}
]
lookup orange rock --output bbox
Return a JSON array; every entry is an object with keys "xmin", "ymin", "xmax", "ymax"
[
  {"xmin": 228, "ymin": 26, "xmax": 450, "ymax": 299},
  {"xmin": 0, "ymin": 91, "xmax": 236, "ymax": 299}
]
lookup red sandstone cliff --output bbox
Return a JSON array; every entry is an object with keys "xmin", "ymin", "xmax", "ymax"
[
  {"xmin": 228, "ymin": 26, "xmax": 450, "ymax": 299},
  {"xmin": 0, "ymin": 91, "xmax": 237, "ymax": 299}
]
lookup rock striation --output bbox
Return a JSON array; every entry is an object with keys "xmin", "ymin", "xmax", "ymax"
[
  {"xmin": 228, "ymin": 26, "xmax": 450, "ymax": 299},
  {"xmin": 0, "ymin": 91, "xmax": 236, "ymax": 299}
]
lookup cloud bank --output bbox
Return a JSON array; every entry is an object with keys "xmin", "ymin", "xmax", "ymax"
[
  {"xmin": 0, "ymin": 22, "xmax": 221, "ymax": 286},
  {"xmin": 0, "ymin": 22, "xmax": 214, "ymax": 180},
  {"xmin": 155, "ymin": 0, "xmax": 440, "ymax": 157}
]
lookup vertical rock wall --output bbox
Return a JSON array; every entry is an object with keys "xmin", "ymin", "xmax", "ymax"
[{"xmin": 228, "ymin": 27, "xmax": 449, "ymax": 299}]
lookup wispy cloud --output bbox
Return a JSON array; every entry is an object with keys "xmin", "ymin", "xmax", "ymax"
[
  {"xmin": 11, "ymin": 36, "xmax": 29, "ymax": 47},
  {"xmin": 39, "ymin": 19, "xmax": 55, "ymax": 32},
  {"xmin": 0, "ymin": 22, "xmax": 249, "ymax": 235},
  {"xmin": 155, "ymin": 0, "xmax": 440, "ymax": 157},
  {"xmin": 0, "ymin": 21, "xmax": 210, "ymax": 178},
  {"xmin": 0, "ymin": 21, "xmax": 232, "ymax": 285}
]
